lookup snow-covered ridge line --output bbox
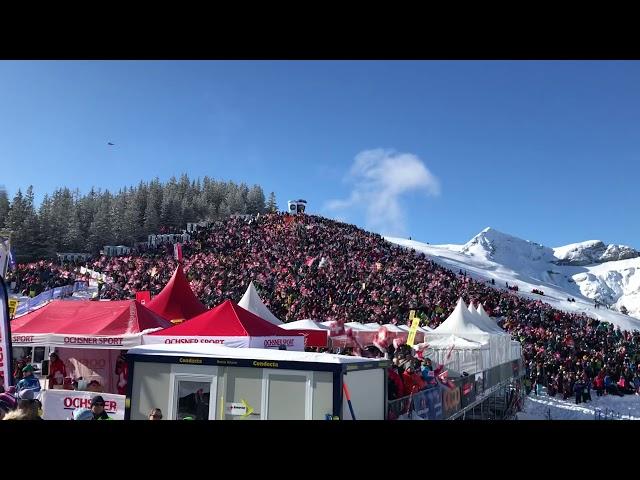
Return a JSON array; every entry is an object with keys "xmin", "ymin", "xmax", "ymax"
[
  {"xmin": 553, "ymin": 240, "xmax": 640, "ymax": 266},
  {"xmin": 385, "ymin": 227, "xmax": 640, "ymax": 330}
]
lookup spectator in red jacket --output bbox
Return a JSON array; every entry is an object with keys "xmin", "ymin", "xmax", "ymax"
[
  {"xmin": 387, "ymin": 367, "xmax": 404, "ymax": 400},
  {"xmin": 402, "ymin": 360, "xmax": 426, "ymax": 395},
  {"xmin": 47, "ymin": 351, "xmax": 67, "ymax": 390}
]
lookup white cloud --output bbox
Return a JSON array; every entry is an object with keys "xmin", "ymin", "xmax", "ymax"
[{"xmin": 324, "ymin": 149, "xmax": 440, "ymax": 236}]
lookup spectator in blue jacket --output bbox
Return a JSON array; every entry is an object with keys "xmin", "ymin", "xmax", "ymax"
[{"xmin": 15, "ymin": 365, "xmax": 41, "ymax": 397}]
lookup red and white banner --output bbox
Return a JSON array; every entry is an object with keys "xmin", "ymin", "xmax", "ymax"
[
  {"xmin": 11, "ymin": 328, "xmax": 165, "ymax": 349},
  {"xmin": 143, "ymin": 334, "xmax": 305, "ymax": 351},
  {"xmin": 41, "ymin": 389, "xmax": 125, "ymax": 420},
  {"xmin": 0, "ymin": 276, "xmax": 13, "ymax": 390}
]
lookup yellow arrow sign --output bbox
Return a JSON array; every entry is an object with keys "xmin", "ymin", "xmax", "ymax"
[{"xmin": 240, "ymin": 399, "xmax": 254, "ymax": 418}]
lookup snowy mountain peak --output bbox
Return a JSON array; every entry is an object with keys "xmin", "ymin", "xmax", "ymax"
[
  {"xmin": 461, "ymin": 227, "xmax": 556, "ymax": 265},
  {"xmin": 554, "ymin": 240, "xmax": 639, "ymax": 266}
]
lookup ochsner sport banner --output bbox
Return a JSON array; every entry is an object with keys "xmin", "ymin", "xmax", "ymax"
[
  {"xmin": 41, "ymin": 390, "xmax": 125, "ymax": 420},
  {"xmin": 0, "ymin": 275, "xmax": 13, "ymax": 390}
]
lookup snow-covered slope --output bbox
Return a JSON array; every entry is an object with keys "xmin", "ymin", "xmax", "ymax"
[
  {"xmin": 386, "ymin": 227, "xmax": 640, "ymax": 331},
  {"xmin": 520, "ymin": 387, "xmax": 640, "ymax": 420}
]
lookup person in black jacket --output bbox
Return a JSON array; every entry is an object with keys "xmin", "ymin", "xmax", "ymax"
[
  {"xmin": 574, "ymin": 380, "xmax": 585, "ymax": 404},
  {"xmin": 90, "ymin": 396, "xmax": 110, "ymax": 420}
]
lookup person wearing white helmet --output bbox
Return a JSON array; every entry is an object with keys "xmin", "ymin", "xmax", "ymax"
[{"xmin": 72, "ymin": 407, "xmax": 94, "ymax": 421}]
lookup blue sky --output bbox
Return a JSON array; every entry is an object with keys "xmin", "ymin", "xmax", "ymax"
[{"xmin": 1, "ymin": 60, "xmax": 639, "ymax": 248}]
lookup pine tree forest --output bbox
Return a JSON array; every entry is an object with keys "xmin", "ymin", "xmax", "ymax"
[{"xmin": 0, "ymin": 175, "xmax": 269, "ymax": 263}]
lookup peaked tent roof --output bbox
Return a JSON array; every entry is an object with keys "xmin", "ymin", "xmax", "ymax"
[
  {"xmin": 238, "ymin": 281, "xmax": 283, "ymax": 325},
  {"xmin": 146, "ymin": 265, "xmax": 208, "ymax": 322},
  {"xmin": 279, "ymin": 319, "xmax": 331, "ymax": 331},
  {"xmin": 432, "ymin": 298, "xmax": 492, "ymax": 337},
  {"xmin": 471, "ymin": 303, "xmax": 508, "ymax": 335},
  {"xmin": 11, "ymin": 300, "xmax": 172, "ymax": 348},
  {"xmin": 476, "ymin": 304, "xmax": 498, "ymax": 325},
  {"xmin": 149, "ymin": 299, "xmax": 290, "ymax": 337}
]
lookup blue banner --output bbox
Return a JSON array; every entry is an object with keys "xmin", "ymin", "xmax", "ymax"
[
  {"xmin": 11, "ymin": 283, "xmax": 87, "ymax": 318},
  {"xmin": 411, "ymin": 386, "xmax": 443, "ymax": 420}
]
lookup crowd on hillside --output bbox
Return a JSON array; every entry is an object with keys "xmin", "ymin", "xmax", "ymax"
[
  {"xmin": 8, "ymin": 260, "xmax": 77, "ymax": 297},
  {"xmin": 6, "ymin": 213, "xmax": 640, "ymax": 402}
]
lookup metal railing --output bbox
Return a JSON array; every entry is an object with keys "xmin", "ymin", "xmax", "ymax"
[{"xmin": 594, "ymin": 407, "xmax": 631, "ymax": 420}]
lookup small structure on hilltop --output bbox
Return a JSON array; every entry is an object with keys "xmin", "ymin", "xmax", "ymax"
[
  {"xmin": 102, "ymin": 245, "xmax": 131, "ymax": 257},
  {"xmin": 56, "ymin": 252, "xmax": 92, "ymax": 264},
  {"xmin": 147, "ymin": 233, "xmax": 190, "ymax": 249},
  {"xmin": 287, "ymin": 199, "xmax": 307, "ymax": 214}
]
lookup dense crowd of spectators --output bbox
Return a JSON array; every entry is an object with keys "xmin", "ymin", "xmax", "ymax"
[
  {"xmin": 8, "ymin": 260, "xmax": 77, "ymax": 297},
  {"xmin": 7, "ymin": 213, "xmax": 640, "ymax": 402}
]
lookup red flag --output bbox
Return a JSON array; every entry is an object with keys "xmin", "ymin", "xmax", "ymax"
[
  {"xmin": 136, "ymin": 291, "xmax": 151, "ymax": 305},
  {"xmin": 305, "ymin": 256, "xmax": 316, "ymax": 267},
  {"xmin": 174, "ymin": 243, "xmax": 183, "ymax": 262},
  {"xmin": 445, "ymin": 342, "xmax": 456, "ymax": 361}
]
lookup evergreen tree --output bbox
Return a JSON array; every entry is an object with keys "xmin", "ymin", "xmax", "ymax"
[
  {"xmin": 64, "ymin": 207, "xmax": 83, "ymax": 251},
  {"xmin": 226, "ymin": 187, "xmax": 247, "ymax": 214},
  {"xmin": 0, "ymin": 186, "xmax": 9, "ymax": 228},
  {"xmin": 88, "ymin": 196, "xmax": 113, "ymax": 253},
  {"xmin": 218, "ymin": 201, "xmax": 232, "ymax": 217},
  {"xmin": 160, "ymin": 193, "xmax": 181, "ymax": 230},
  {"xmin": 246, "ymin": 185, "xmax": 266, "ymax": 214},
  {"xmin": 144, "ymin": 181, "xmax": 162, "ymax": 234},
  {"xmin": 266, "ymin": 192, "xmax": 278, "ymax": 213}
]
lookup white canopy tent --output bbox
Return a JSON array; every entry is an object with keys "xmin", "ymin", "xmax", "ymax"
[
  {"xmin": 467, "ymin": 303, "xmax": 501, "ymax": 334},
  {"xmin": 427, "ymin": 298, "xmax": 512, "ymax": 369},
  {"xmin": 472, "ymin": 304, "xmax": 507, "ymax": 334},
  {"xmin": 344, "ymin": 321, "xmax": 368, "ymax": 331},
  {"xmin": 279, "ymin": 319, "xmax": 331, "ymax": 331},
  {"xmin": 238, "ymin": 281, "xmax": 283, "ymax": 326},
  {"xmin": 473, "ymin": 303, "xmax": 521, "ymax": 362},
  {"xmin": 418, "ymin": 334, "xmax": 490, "ymax": 375}
]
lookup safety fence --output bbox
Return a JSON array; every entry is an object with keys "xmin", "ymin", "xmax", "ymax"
[
  {"xmin": 13, "ymin": 281, "xmax": 89, "ymax": 317},
  {"xmin": 594, "ymin": 407, "xmax": 632, "ymax": 420}
]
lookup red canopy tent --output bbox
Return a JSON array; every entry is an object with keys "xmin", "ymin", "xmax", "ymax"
[
  {"xmin": 11, "ymin": 299, "xmax": 172, "ymax": 349},
  {"xmin": 145, "ymin": 265, "xmax": 207, "ymax": 324},
  {"xmin": 11, "ymin": 300, "xmax": 172, "ymax": 394},
  {"xmin": 144, "ymin": 299, "xmax": 305, "ymax": 351}
]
